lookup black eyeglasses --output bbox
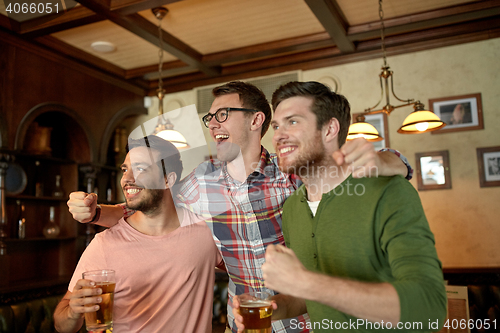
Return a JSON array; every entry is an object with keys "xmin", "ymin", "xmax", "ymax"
[{"xmin": 202, "ymin": 107, "xmax": 259, "ymax": 128}]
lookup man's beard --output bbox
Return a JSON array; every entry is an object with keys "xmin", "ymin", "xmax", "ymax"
[
  {"xmin": 126, "ymin": 189, "xmax": 164, "ymax": 215},
  {"xmin": 278, "ymin": 134, "xmax": 327, "ymax": 177}
]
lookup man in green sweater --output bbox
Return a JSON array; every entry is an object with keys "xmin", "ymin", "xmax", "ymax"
[{"xmin": 232, "ymin": 81, "xmax": 447, "ymax": 332}]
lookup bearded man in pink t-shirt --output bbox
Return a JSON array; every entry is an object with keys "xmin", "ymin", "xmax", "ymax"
[{"xmin": 54, "ymin": 135, "xmax": 223, "ymax": 333}]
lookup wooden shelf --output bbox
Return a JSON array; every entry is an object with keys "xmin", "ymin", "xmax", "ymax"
[
  {"xmin": 0, "ymin": 150, "xmax": 76, "ymax": 165},
  {"xmin": 16, "ymin": 153, "xmax": 75, "ymax": 164},
  {"xmin": 6, "ymin": 195, "xmax": 68, "ymax": 201},
  {"xmin": 1, "ymin": 148, "xmax": 79, "ymax": 294}
]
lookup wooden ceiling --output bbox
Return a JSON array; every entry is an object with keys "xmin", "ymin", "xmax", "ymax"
[{"xmin": 1, "ymin": 0, "xmax": 499, "ymax": 95}]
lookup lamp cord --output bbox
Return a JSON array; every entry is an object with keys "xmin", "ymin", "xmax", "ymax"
[
  {"xmin": 379, "ymin": 0, "xmax": 387, "ymax": 68},
  {"xmin": 157, "ymin": 15, "xmax": 164, "ymax": 95}
]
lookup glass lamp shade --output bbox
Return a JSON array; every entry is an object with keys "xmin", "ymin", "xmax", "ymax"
[
  {"xmin": 153, "ymin": 116, "xmax": 190, "ymax": 149},
  {"xmin": 347, "ymin": 122, "xmax": 383, "ymax": 142},
  {"xmin": 155, "ymin": 128, "xmax": 189, "ymax": 148},
  {"xmin": 398, "ymin": 110, "xmax": 446, "ymax": 134}
]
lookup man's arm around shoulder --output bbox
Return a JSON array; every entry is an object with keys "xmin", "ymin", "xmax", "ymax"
[{"xmin": 333, "ymin": 138, "xmax": 412, "ymax": 179}]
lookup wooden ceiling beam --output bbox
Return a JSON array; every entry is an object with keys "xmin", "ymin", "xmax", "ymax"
[
  {"xmin": 151, "ymin": 46, "xmax": 342, "ymax": 92},
  {"xmin": 0, "ymin": 14, "xmax": 21, "ymax": 32},
  {"xmin": 304, "ymin": 0, "xmax": 355, "ymax": 53},
  {"xmin": 120, "ymin": 13, "xmax": 219, "ymax": 76},
  {"xmin": 142, "ymin": 65, "xmax": 198, "ymax": 80},
  {"xmin": 124, "ymin": 59, "xmax": 188, "ymax": 79},
  {"xmin": 15, "ymin": 0, "xmax": 182, "ymax": 37},
  {"xmin": 202, "ymin": 32, "xmax": 333, "ymax": 67},
  {"xmin": 20, "ymin": 7, "xmax": 104, "ymax": 38},
  {"xmin": 127, "ymin": 33, "xmax": 334, "ymax": 80},
  {"xmin": 356, "ymin": 16, "xmax": 500, "ymax": 52},
  {"xmin": 154, "ymin": 46, "xmax": 337, "ymax": 90},
  {"xmin": 76, "ymin": 0, "xmax": 220, "ymax": 76},
  {"xmin": 348, "ymin": 0, "xmax": 500, "ymax": 41},
  {"xmin": 110, "ymin": 0, "xmax": 182, "ymax": 15},
  {"xmin": 221, "ymin": 47, "xmax": 341, "ymax": 76}
]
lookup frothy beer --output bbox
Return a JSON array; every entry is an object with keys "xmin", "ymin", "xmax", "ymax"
[
  {"xmin": 84, "ymin": 282, "xmax": 115, "ymax": 331},
  {"xmin": 239, "ymin": 299, "xmax": 273, "ymax": 333}
]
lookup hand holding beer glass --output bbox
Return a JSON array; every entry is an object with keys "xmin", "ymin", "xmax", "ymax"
[
  {"xmin": 82, "ymin": 269, "xmax": 115, "ymax": 332},
  {"xmin": 235, "ymin": 291, "xmax": 273, "ymax": 333}
]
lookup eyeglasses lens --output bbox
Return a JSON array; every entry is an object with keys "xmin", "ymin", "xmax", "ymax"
[
  {"xmin": 215, "ymin": 108, "xmax": 228, "ymax": 123},
  {"xmin": 203, "ymin": 108, "xmax": 229, "ymax": 127}
]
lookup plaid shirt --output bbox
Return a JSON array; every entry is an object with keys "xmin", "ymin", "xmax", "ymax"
[{"xmin": 122, "ymin": 146, "xmax": 412, "ymax": 333}]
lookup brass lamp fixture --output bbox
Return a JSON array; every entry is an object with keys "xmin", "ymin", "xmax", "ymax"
[
  {"xmin": 151, "ymin": 7, "xmax": 189, "ymax": 149},
  {"xmin": 347, "ymin": 0, "xmax": 445, "ymax": 141}
]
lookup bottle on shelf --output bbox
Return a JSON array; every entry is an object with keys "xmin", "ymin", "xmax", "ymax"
[
  {"xmin": 106, "ymin": 172, "xmax": 116, "ymax": 202},
  {"xmin": 34, "ymin": 160, "xmax": 43, "ymax": 197},
  {"xmin": 93, "ymin": 177, "xmax": 99, "ymax": 200},
  {"xmin": 17, "ymin": 200, "xmax": 26, "ymax": 239},
  {"xmin": 52, "ymin": 175, "xmax": 64, "ymax": 198},
  {"xmin": 86, "ymin": 177, "xmax": 93, "ymax": 194},
  {"xmin": 43, "ymin": 206, "xmax": 60, "ymax": 238}
]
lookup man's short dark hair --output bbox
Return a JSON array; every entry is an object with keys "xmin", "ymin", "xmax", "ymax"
[
  {"xmin": 271, "ymin": 81, "xmax": 351, "ymax": 147},
  {"xmin": 126, "ymin": 135, "xmax": 183, "ymax": 185},
  {"xmin": 213, "ymin": 81, "xmax": 272, "ymax": 138}
]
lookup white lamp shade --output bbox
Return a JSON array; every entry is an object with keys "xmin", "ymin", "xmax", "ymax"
[
  {"xmin": 155, "ymin": 129, "xmax": 189, "ymax": 148},
  {"xmin": 398, "ymin": 110, "xmax": 446, "ymax": 134},
  {"xmin": 347, "ymin": 122, "xmax": 383, "ymax": 142}
]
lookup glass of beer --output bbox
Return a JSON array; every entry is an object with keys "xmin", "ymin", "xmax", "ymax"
[
  {"xmin": 238, "ymin": 291, "xmax": 273, "ymax": 333},
  {"xmin": 82, "ymin": 269, "xmax": 116, "ymax": 332}
]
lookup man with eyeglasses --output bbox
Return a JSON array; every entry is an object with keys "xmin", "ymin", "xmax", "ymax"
[{"xmin": 67, "ymin": 81, "xmax": 412, "ymax": 333}]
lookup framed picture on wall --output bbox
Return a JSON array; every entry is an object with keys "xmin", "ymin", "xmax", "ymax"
[
  {"xmin": 415, "ymin": 150, "xmax": 451, "ymax": 191},
  {"xmin": 476, "ymin": 146, "xmax": 500, "ymax": 187},
  {"xmin": 352, "ymin": 113, "xmax": 390, "ymax": 150},
  {"xmin": 429, "ymin": 93, "xmax": 483, "ymax": 134}
]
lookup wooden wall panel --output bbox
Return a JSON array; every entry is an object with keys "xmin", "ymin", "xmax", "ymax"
[{"xmin": 0, "ymin": 32, "xmax": 146, "ymax": 162}]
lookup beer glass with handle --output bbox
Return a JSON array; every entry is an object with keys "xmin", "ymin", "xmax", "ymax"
[
  {"xmin": 82, "ymin": 269, "xmax": 116, "ymax": 332},
  {"xmin": 238, "ymin": 291, "xmax": 273, "ymax": 333}
]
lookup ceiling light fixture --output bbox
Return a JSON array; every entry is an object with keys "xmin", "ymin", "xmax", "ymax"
[
  {"xmin": 90, "ymin": 41, "xmax": 116, "ymax": 53},
  {"xmin": 347, "ymin": 0, "xmax": 445, "ymax": 141},
  {"xmin": 151, "ymin": 7, "xmax": 189, "ymax": 149}
]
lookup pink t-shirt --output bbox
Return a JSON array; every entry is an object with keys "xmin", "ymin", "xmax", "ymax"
[{"xmin": 69, "ymin": 209, "xmax": 223, "ymax": 333}]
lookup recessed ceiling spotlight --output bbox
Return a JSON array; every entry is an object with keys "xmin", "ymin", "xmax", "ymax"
[{"xmin": 90, "ymin": 41, "xmax": 116, "ymax": 53}]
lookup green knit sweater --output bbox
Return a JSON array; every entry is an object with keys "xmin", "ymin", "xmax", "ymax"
[{"xmin": 282, "ymin": 175, "xmax": 447, "ymax": 332}]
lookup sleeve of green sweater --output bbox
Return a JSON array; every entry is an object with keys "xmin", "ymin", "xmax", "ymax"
[{"xmin": 377, "ymin": 177, "xmax": 447, "ymax": 328}]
